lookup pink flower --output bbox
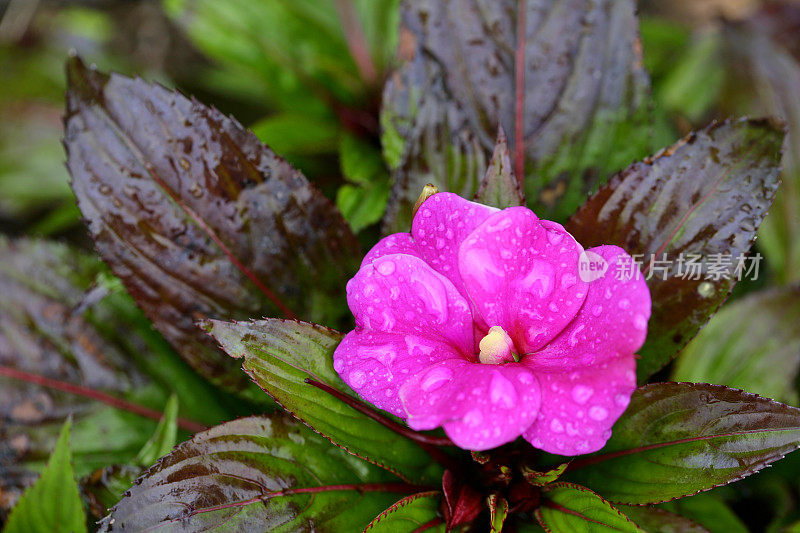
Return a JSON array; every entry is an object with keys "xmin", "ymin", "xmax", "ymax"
[{"xmin": 333, "ymin": 193, "xmax": 650, "ymax": 454}]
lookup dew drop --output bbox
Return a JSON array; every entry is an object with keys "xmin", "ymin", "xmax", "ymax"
[
  {"xmin": 571, "ymin": 385, "xmax": 594, "ymax": 405},
  {"xmin": 189, "ymin": 182, "xmax": 203, "ymax": 198},
  {"xmin": 589, "ymin": 406, "xmax": 609, "ymax": 421},
  {"xmin": 591, "ymin": 304, "xmax": 603, "ymax": 317},
  {"xmin": 435, "ymin": 238, "xmax": 446, "ymax": 250},
  {"xmin": 561, "ymin": 274, "xmax": 577, "ymax": 289},
  {"xmin": 618, "ymin": 298, "xmax": 630, "ymax": 310},
  {"xmin": 697, "ymin": 281, "xmax": 714, "ymax": 298},
  {"xmin": 464, "ymin": 409, "xmax": 484, "ymax": 427},
  {"xmin": 546, "ymin": 230, "xmax": 564, "ymax": 245},
  {"xmin": 614, "ymin": 393, "xmax": 630, "ymax": 408},
  {"xmin": 633, "ymin": 314, "xmax": 648, "ymax": 331},
  {"xmin": 550, "ymin": 418, "xmax": 564, "ymax": 433},
  {"xmin": 489, "ymin": 372, "xmax": 518, "ymax": 408},
  {"xmin": 377, "ymin": 260, "xmax": 396, "ymax": 276},
  {"xmin": 420, "ymin": 366, "xmax": 453, "ymax": 392},
  {"xmin": 349, "ymin": 370, "xmax": 366, "ymax": 388}
]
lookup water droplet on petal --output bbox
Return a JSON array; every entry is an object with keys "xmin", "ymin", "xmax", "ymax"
[
  {"xmin": 333, "ymin": 358, "xmax": 344, "ymax": 372},
  {"xmin": 633, "ymin": 314, "xmax": 648, "ymax": 331},
  {"xmin": 377, "ymin": 260, "xmax": 395, "ymax": 276},
  {"xmin": 618, "ymin": 298, "xmax": 630, "ymax": 310},
  {"xmin": 561, "ymin": 274, "xmax": 577, "ymax": 289},
  {"xmin": 604, "ymin": 287, "xmax": 613, "ymax": 300},
  {"xmin": 420, "ymin": 366, "xmax": 453, "ymax": 392},
  {"xmin": 614, "ymin": 394, "xmax": 630, "ymax": 408},
  {"xmin": 435, "ymin": 238, "xmax": 446, "ymax": 250},
  {"xmin": 349, "ymin": 371, "xmax": 366, "ymax": 388},
  {"xmin": 518, "ymin": 260, "xmax": 554, "ymax": 298},
  {"xmin": 591, "ymin": 304, "xmax": 603, "ymax": 317},
  {"xmin": 550, "ymin": 418, "xmax": 564, "ymax": 433},
  {"xmin": 489, "ymin": 372, "xmax": 518, "ymax": 408},
  {"xmin": 571, "ymin": 385, "xmax": 594, "ymax": 405},
  {"xmin": 589, "ymin": 406, "xmax": 608, "ymax": 421},
  {"xmin": 546, "ymin": 230, "xmax": 564, "ymax": 245},
  {"xmin": 464, "ymin": 409, "xmax": 484, "ymax": 427}
]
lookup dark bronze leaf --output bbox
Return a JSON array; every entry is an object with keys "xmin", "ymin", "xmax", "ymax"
[
  {"xmin": 567, "ymin": 118, "xmax": 784, "ymax": 380},
  {"xmin": 382, "ymin": 0, "xmax": 651, "ymax": 231},
  {"xmin": 64, "ymin": 56, "xmax": 361, "ymax": 390}
]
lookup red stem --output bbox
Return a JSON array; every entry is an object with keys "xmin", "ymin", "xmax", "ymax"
[
  {"xmin": 0, "ymin": 365, "xmax": 207, "ymax": 433},
  {"xmin": 304, "ymin": 378, "xmax": 462, "ymax": 472},
  {"xmin": 305, "ymin": 378, "xmax": 454, "ymax": 447},
  {"xmin": 514, "ymin": 0, "xmax": 527, "ymax": 189},
  {"xmin": 541, "ymin": 499, "xmax": 607, "ymax": 526},
  {"xmin": 143, "ymin": 163, "xmax": 298, "ymax": 320},
  {"xmin": 334, "ymin": 0, "xmax": 378, "ymax": 85}
]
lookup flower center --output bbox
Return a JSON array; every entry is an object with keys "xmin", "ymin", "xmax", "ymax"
[{"xmin": 478, "ymin": 326, "xmax": 518, "ymax": 365}]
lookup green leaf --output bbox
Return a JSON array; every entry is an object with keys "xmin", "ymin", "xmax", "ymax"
[
  {"xmin": 251, "ymin": 111, "xmax": 341, "ymax": 156},
  {"xmin": 0, "ymin": 236, "xmax": 238, "ymax": 516},
  {"xmin": 204, "ymin": 318, "xmax": 443, "ymax": 484},
  {"xmin": 566, "ymin": 382, "xmax": 800, "ymax": 504},
  {"xmin": 337, "ymin": 134, "xmax": 391, "ymax": 232},
  {"xmin": 618, "ymin": 505, "xmax": 709, "ymax": 532},
  {"xmin": 723, "ymin": 22, "xmax": 800, "ymax": 284},
  {"xmin": 656, "ymin": 29, "xmax": 725, "ymax": 122},
  {"xmin": 382, "ymin": 0, "xmax": 651, "ymax": 232},
  {"xmin": 64, "ymin": 56, "xmax": 362, "ymax": 390},
  {"xmin": 163, "ymin": 0, "xmax": 398, "ymax": 109},
  {"xmin": 534, "ymin": 482, "xmax": 643, "ymax": 532},
  {"xmin": 364, "ymin": 491, "xmax": 444, "ymax": 532},
  {"xmin": 672, "ymin": 285, "xmax": 800, "ymax": 403},
  {"xmin": 488, "ymin": 493, "xmax": 509, "ymax": 533},
  {"xmin": 475, "ymin": 128, "xmax": 525, "ymax": 209},
  {"xmin": 99, "ymin": 414, "xmax": 408, "ymax": 532},
  {"xmin": 3, "ymin": 420, "xmax": 87, "ymax": 533},
  {"xmin": 658, "ymin": 493, "xmax": 748, "ymax": 533},
  {"xmin": 567, "ymin": 118, "xmax": 784, "ymax": 380},
  {"xmin": 134, "ymin": 394, "xmax": 179, "ymax": 467},
  {"xmin": 522, "ymin": 462, "xmax": 570, "ymax": 487}
]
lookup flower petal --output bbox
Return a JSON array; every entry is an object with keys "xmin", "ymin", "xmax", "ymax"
[
  {"xmin": 412, "ymin": 192, "xmax": 498, "ymax": 298},
  {"xmin": 400, "ymin": 360, "xmax": 541, "ymax": 451},
  {"xmin": 458, "ymin": 208, "xmax": 588, "ymax": 352},
  {"xmin": 527, "ymin": 245, "xmax": 651, "ymax": 370},
  {"xmin": 522, "ymin": 356, "xmax": 636, "ymax": 456},
  {"xmin": 361, "ymin": 232, "xmax": 421, "ymax": 268},
  {"xmin": 334, "ymin": 330, "xmax": 459, "ymax": 417},
  {"xmin": 346, "ymin": 253, "xmax": 474, "ymax": 355}
]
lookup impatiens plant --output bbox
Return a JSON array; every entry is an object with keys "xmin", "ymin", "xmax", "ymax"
[{"xmin": 4, "ymin": 0, "xmax": 800, "ymax": 531}]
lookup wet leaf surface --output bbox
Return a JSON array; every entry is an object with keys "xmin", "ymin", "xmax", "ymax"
[
  {"xmin": 535, "ymin": 482, "xmax": 643, "ymax": 532},
  {"xmin": 672, "ymin": 285, "xmax": 800, "ymax": 404},
  {"xmin": 364, "ymin": 491, "xmax": 443, "ymax": 532},
  {"xmin": 382, "ymin": 0, "xmax": 651, "ymax": 231},
  {"xmin": 0, "ymin": 237, "xmax": 235, "ymax": 518},
  {"xmin": 619, "ymin": 505, "xmax": 709, "ymax": 533},
  {"xmin": 3, "ymin": 420, "xmax": 87, "ymax": 533},
  {"xmin": 566, "ymin": 118, "xmax": 784, "ymax": 380},
  {"xmin": 723, "ymin": 21, "xmax": 800, "ymax": 284},
  {"xmin": 64, "ymin": 56, "xmax": 361, "ymax": 390},
  {"xmin": 204, "ymin": 318, "xmax": 443, "ymax": 484},
  {"xmin": 99, "ymin": 414, "xmax": 409, "ymax": 532},
  {"xmin": 566, "ymin": 382, "xmax": 800, "ymax": 504}
]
